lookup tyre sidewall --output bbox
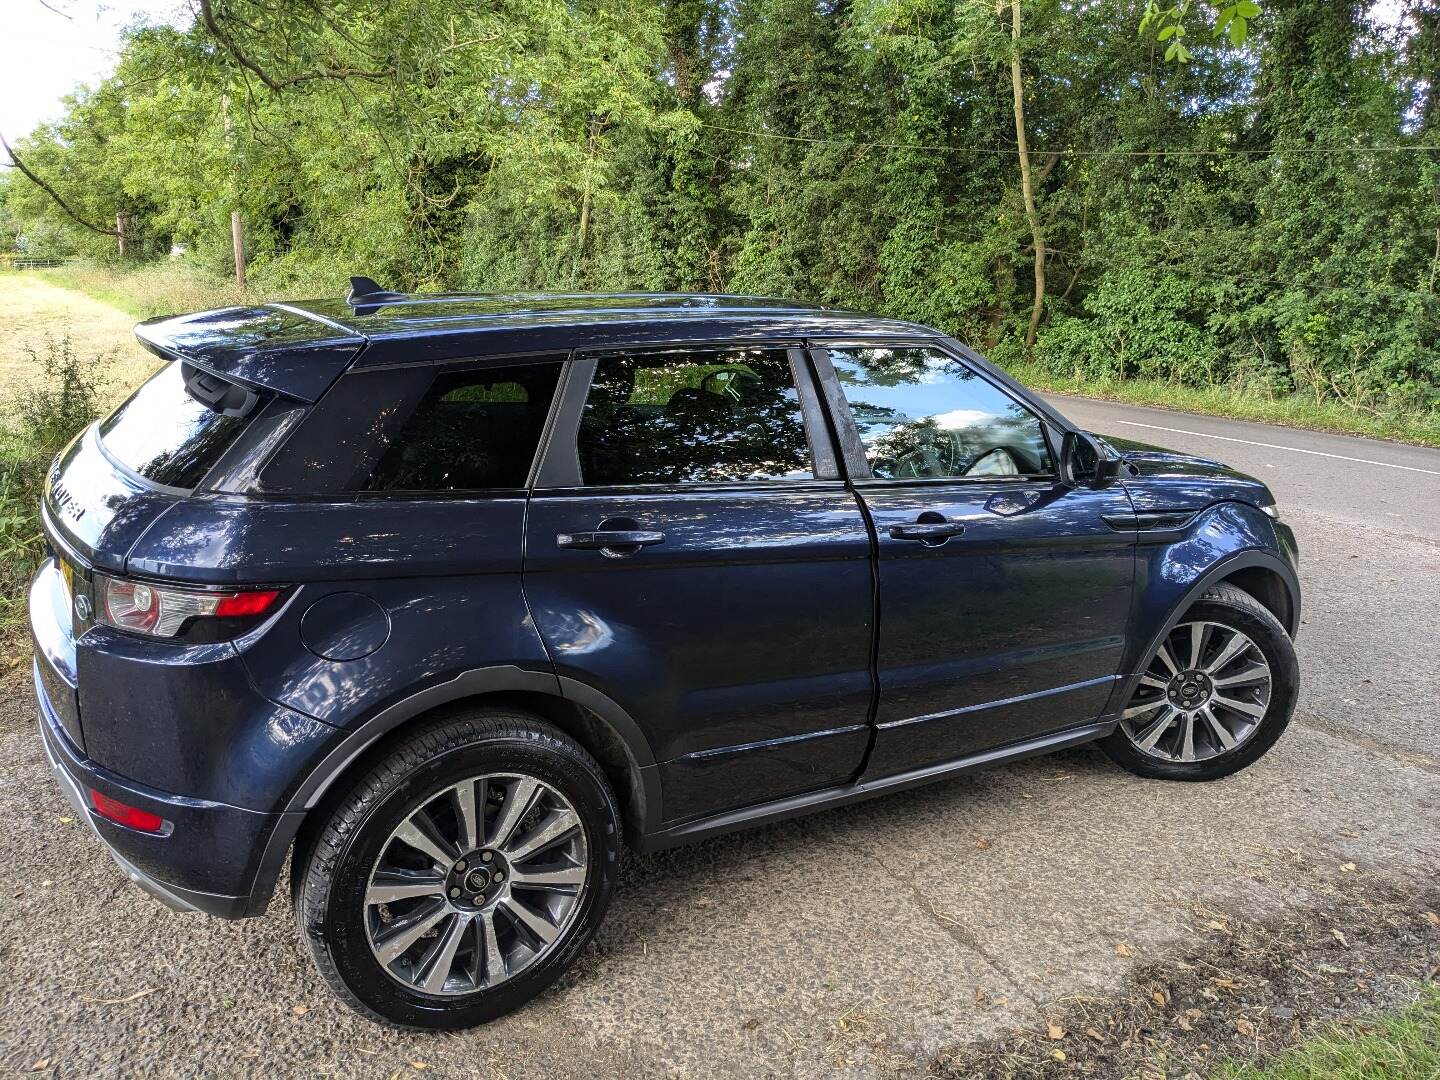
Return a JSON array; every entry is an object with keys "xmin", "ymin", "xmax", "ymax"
[
  {"xmin": 1102, "ymin": 593, "xmax": 1298, "ymax": 781},
  {"xmin": 309, "ymin": 728, "xmax": 619, "ymax": 1028}
]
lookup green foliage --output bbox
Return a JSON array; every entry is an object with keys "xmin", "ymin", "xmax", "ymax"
[
  {"xmin": 1214, "ymin": 985, "xmax": 1440, "ymax": 1080},
  {"xmin": 3, "ymin": 0, "xmax": 1437, "ymax": 430},
  {"xmin": 0, "ymin": 332, "xmax": 114, "ymax": 627}
]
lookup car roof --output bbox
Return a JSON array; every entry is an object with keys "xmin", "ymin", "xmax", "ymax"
[{"xmin": 270, "ymin": 291, "xmax": 932, "ymax": 368}]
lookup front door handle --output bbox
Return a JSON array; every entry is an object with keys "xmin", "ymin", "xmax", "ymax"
[
  {"xmin": 888, "ymin": 515, "xmax": 965, "ymax": 545},
  {"xmin": 556, "ymin": 529, "xmax": 666, "ymax": 554}
]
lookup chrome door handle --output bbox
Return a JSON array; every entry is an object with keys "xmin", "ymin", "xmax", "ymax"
[
  {"xmin": 556, "ymin": 529, "xmax": 666, "ymax": 554},
  {"xmin": 888, "ymin": 516, "xmax": 965, "ymax": 545}
]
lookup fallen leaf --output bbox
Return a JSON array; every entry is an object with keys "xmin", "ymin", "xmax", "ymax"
[
  {"xmin": 409, "ymin": 1063, "xmax": 431, "ymax": 1071},
  {"xmin": 79, "ymin": 988, "xmax": 157, "ymax": 1005},
  {"xmin": 1152, "ymin": 988, "xmax": 1169, "ymax": 1007},
  {"xmin": 1046, "ymin": 1020, "xmax": 1065, "ymax": 1040},
  {"xmin": 1205, "ymin": 920, "xmax": 1228, "ymax": 932},
  {"xmin": 1235, "ymin": 1016, "xmax": 1256, "ymax": 1037},
  {"xmin": 973, "ymin": 987, "xmax": 987, "ymax": 1004},
  {"xmin": 742, "ymin": 1017, "xmax": 760, "ymax": 1030},
  {"xmin": 58, "ymin": 817, "xmax": 73, "ymax": 824},
  {"xmin": 992, "ymin": 996, "xmax": 1009, "ymax": 1005},
  {"xmin": 1213, "ymin": 977, "xmax": 1239, "ymax": 990},
  {"xmin": 1332, "ymin": 929, "xmax": 1349, "ymax": 948},
  {"xmin": 1339, "ymin": 862, "xmax": 1356, "ymax": 872},
  {"xmin": 1085, "ymin": 1027, "xmax": 1105, "ymax": 1041},
  {"xmin": 1176, "ymin": 1014, "xmax": 1193, "ymax": 1031},
  {"xmin": 31, "ymin": 1061, "xmax": 50, "ymax": 1072},
  {"xmin": 1050, "ymin": 1049, "xmax": 1067, "ymax": 1062},
  {"xmin": 292, "ymin": 1005, "xmax": 309, "ymax": 1016},
  {"xmin": 1423, "ymin": 911, "xmax": 1440, "ymax": 928},
  {"xmin": 976, "ymin": 838, "xmax": 991, "ymax": 851},
  {"xmin": 1114, "ymin": 942, "xmax": 1134, "ymax": 957}
]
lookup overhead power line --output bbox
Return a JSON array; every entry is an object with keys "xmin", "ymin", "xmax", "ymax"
[{"xmin": 699, "ymin": 121, "xmax": 1440, "ymax": 158}]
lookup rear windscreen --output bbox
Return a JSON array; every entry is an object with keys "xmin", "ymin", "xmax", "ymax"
[{"xmin": 99, "ymin": 363, "xmax": 259, "ymax": 489}]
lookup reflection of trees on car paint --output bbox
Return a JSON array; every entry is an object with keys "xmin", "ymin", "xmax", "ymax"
[{"xmin": 830, "ymin": 347, "xmax": 1053, "ymax": 479}]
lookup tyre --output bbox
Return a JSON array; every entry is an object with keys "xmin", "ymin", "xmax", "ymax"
[
  {"xmin": 1100, "ymin": 583, "xmax": 1298, "ymax": 781},
  {"xmin": 293, "ymin": 707, "xmax": 621, "ymax": 1029}
]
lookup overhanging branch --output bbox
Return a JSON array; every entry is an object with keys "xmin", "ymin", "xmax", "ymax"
[
  {"xmin": 196, "ymin": 0, "xmax": 392, "ymax": 91},
  {"xmin": 0, "ymin": 132, "xmax": 120, "ymax": 237}
]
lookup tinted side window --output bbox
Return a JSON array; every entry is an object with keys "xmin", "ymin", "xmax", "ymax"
[
  {"xmin": 577, "ymin": 348, "xmax": 814, "ymax": 486},
  {"xmin": 366, "ymin": 362, "xmax": 563, "ymax": 491},
  {"xmin": 829, "ymin": 346, "xmax": 1054, "ymax": 480}
]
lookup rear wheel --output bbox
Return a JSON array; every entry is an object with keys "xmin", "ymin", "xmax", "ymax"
[
  {"xmin": 1101, "ymin": 583, "xmax": 1298, "ymax": 781},
  {"xmin": 294, "ymin": 708, "xmax": 620, "ymax": 1028}
]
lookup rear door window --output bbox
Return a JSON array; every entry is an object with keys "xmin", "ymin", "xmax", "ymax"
[
  {"xmin": 365, "ymin": 362, "xmax": 564, "ymax": 491},
  {"xmin": 577, "ymin": 347, "xmax": 815, "ymax": 485},
  {"xmin": 99, "ymin": 362, "xmax": 260, "ymax": 489}
]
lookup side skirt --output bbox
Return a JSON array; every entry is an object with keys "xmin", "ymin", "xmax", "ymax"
[{"xmin": 636, "ymin": 718, "xmax": 1117, "ymax": 852}]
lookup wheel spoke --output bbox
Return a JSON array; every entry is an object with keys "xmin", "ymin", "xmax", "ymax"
[
  {"xmin": 1155, "ymin": 640, "xmax": 1182, "ymax": 677},
  {"xmin": 415, "ymin": 912, "xmax": 471, "ymax": 994},
  {"xmin": 488, "ymin": 777, "xmax": 540, "ymax": 850},
  {"xmin": 1200, "ymin": 705, "xmax": 1237, "ymax": 750},
  {"xmin": 393, "ymin": 811, "xmax": 458, "ymax": 870},
  {"xmin": 1138, "ymin": 674, "xmax": 1168, "ymax": 691},
  {"xmin": 374, "ymin": 900, "xmax": 450, "ymax": 965},
  {"xmin": 478, "ymin": 908, "xmax": 509, "ymax": 987},
  {"xmin": 1188, "ymin": 622, "xmax": 1208, "ymax": 669},
  {"xmin": 1213, "ymin": 662, "xmax": 1269, "ymax": 689},
  {"xmin": 1213, "ymin": 693, "xmax": 1266, "ymax": 719},
  {"xmin": 1123, "ymin": 699, "xmax": 1167, "ymax": 720},
  {"xmin": 366, "ymin": 870, "xmax": 446, "ymax": 906},
  {"xmin": 502, "ymin": 896, "xmax": 559, "ymax": 947},
  {"xmin": 453, "ymin": 780, "xmax": 482, "ymax": 853},
  {"xmin": 1204, "ymin": 629, "xmax": 1250, "ymax": 675},
  {"xmin": 505, "ymin": 809, "xmax": 579, "ymax": 863},
  {"xmin": 509, "ymin": 863, "xmax": 586, "ymax": 889},
  {"xmin": 1134, "ymin": 708, "xmax": 1176, "ymax": 751},
  {"xmin": 1179, "ymin": 712, "xmax": 1197, "ymax": 762}
]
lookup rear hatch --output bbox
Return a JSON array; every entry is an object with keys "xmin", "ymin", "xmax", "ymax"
[{"xmin": 34, "ymin": 305, "xmax": 364, "ymax": 751}]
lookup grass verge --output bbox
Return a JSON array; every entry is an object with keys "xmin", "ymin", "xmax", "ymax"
[
  {"xmin": 1215, "ymin": 986, "xmax": 1440, "ymax": 1079},
  {"xmin": 32, "ymin": 260, "xmax": 333, "ymax": 320},
  {"xmin": 1008, "ymin": 362, "xmax": 1440, "ymax": 448}
]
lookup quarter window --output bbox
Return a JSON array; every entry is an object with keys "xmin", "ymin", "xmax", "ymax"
[
  {"xmin": 366, "ymin": 362, "xmax": 563, "ymax": 491},
  {"xmin": 577, "ymin": 348, "xmax": 814, "ymax": 485},
  {"xmin": 828, "ymin": 346, "xmax": 1053, "ymax": 480}
]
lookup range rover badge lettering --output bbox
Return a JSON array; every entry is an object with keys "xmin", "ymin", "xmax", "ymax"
[{"xmin": 74, "ymin": 593, "xmax": 91, "ymax": 620}]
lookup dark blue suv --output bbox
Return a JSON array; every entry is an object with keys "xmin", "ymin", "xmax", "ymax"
[{"xmin": 30, "ymin": 284, "xmax": 1300, "ymax": 1028}]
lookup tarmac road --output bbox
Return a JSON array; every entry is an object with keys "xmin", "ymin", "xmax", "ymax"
[{"xmin": 1, "ymin": 397, "xmax": 1437, "ymax": 1079}]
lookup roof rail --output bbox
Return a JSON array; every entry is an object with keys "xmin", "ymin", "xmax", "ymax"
[{"xmin": 346, "ymin": 275, "xmax": 407, "ymax": 314}]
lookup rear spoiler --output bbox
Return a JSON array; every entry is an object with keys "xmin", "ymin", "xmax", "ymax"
[{"xmin": 134, "ymin": 305, "xmax": 366, "ymax": 403}]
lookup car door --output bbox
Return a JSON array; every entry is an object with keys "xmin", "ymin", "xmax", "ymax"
[
  {"xmin": 811, "ymin": 341, "xmax": 1137, "ymax": 778},
  {"xmin": 523, "ymin": 343, "xmax": 875, "ymax": 826}
]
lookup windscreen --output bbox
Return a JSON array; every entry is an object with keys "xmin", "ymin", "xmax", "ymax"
[{"xmin": 98, "ymin": 362, "xmax": 260, "ymax": 489}]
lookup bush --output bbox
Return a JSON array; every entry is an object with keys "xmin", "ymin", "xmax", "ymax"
[{"xmin": 0, "ymin": 331, "xmax": 113, "ymax": 629}]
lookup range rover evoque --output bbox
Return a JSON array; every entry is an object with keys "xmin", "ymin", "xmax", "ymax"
[{"xmin": 31, "ymin": 281, "xmax": 1300, "ymax": 1028}]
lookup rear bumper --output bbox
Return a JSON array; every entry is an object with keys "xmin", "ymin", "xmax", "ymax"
[{"xmin": 34, "ymin": 659, "xmax": 284, "ymax": 919}]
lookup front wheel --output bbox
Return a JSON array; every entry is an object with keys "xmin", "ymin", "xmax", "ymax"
[
  {"xmin": 293, "ymin": 708, "xmax": 621, "ymax": 1029},
  {"xmin": 1100, "ymin": 583, "xmax": 1298, "ymax": 781}
]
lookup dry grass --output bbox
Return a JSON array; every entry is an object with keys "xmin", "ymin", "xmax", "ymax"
[{"xmin": 0, "ymin": 272, "xmax": 159, "ymax": 403}]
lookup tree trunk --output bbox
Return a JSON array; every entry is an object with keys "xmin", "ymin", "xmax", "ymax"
[
  {"xmin": 1004, "ymin": 0, "xmax": 1045, "ymax": 347},
  {"xmin": 231, "ymin": 210, "xmax": 247, "ymax": 288},
  {"xmin": 116, "ymin": 213, "xmax": 126, "ymax": 257}
]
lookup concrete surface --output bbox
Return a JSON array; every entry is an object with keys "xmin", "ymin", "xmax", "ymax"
[{"xmin": 1, "ymin": 397, "xmax": 1437, "ymax": 1079}]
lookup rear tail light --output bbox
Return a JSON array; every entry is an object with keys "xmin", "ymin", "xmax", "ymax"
[
  {"xmin": 97, "ymin": 574, "xmax": 283, "ymax": 639},
  {"xmin": 89, "ymin": 788, "xmax": 168, "ymax": 833}
]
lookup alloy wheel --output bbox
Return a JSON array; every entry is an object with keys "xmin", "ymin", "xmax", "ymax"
[
  {"xmin": 1119, "ymin": 620, "xmax": 1272, "ymax": 763},
  {"xmin": 364, "ymin": 773, "xmax": 588, "ymax": 996}
]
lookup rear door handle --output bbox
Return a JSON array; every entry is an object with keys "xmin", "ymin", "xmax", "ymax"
[
  {"xmin": 888, "ymin": 518, "xmax": 966, "ymax": 544},
  {"xmin": 556, "ymin": 530, "xmax": 666, "ymax": 552}
]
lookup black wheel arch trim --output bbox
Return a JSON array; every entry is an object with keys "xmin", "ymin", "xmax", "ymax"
[
  {"xmin": 1106, "ymin": 548, "xmax": 1300, "ymax": 722},
  {"xmin": 242, "ymin": 664, "xmax": 660, "ymax": 915}
]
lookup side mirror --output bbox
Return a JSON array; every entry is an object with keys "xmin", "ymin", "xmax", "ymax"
[{"xmin": 1060, "ymin": 430, "xmax": 1123, "ymax": 490}]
